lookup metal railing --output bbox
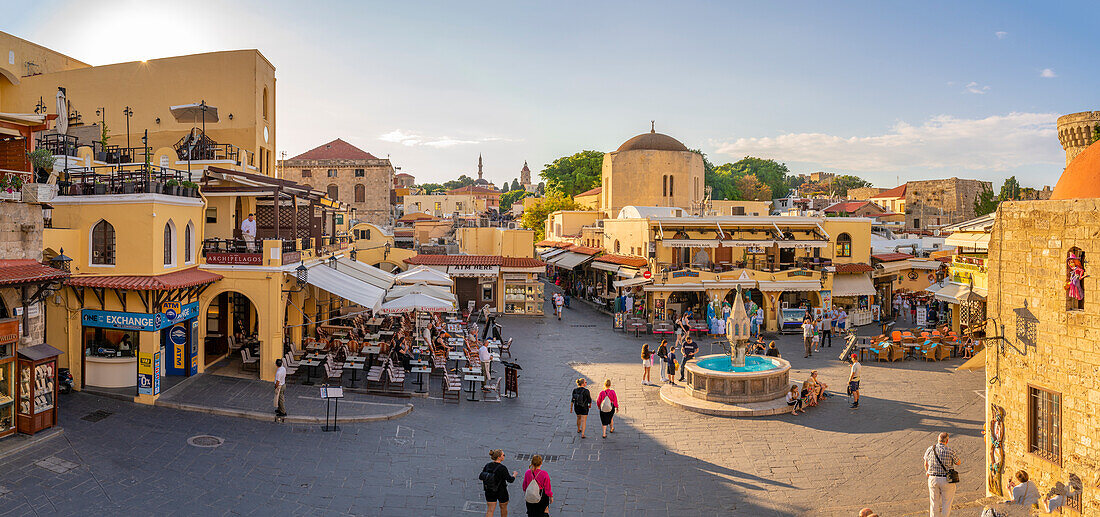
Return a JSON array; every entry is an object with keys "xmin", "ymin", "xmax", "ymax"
[
  {"xmin": 59, "ymin": 163, "xmax": 194, "ymax": 196},
  {"xmin": 36, "ymin": 134, "xmax": 79, "ymax": 157}
]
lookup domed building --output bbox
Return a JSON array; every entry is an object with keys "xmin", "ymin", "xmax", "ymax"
[
  {"xmin": 1051, "ymin": 138, "xmax": 1100, "ymax": 199},
  {"xmin": 600, "ymin": 125, "xmax": 705, "ymax": 218}
]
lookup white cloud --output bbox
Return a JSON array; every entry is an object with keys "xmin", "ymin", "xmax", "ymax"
[
  {"xmin": 1040, "ymin": 68, "xmax": 1057, "ymax": 78},
  {"xmin": 378, "ymin": 129, "xmax": 511, "ymax": 148},
  {"xmin": 995, "ymin": 31, "xmax": 1008, "ymax": 39},
  {"xmin": 965, "ymin": 81, "xmax": 990, "ymax": 94},
  {"xmin": 710, "ymin": 112, "xmax": 1061, "ymax": 173}
]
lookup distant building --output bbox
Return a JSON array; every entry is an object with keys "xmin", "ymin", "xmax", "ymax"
[
  {"xmin": 279, "ymin": 138, "xmax": 394, "ymax": 226},
  {"xmin": 600, "ymin": 126, "xmax": 704, "ymax": 218},
  {"xmin": 847, "ymin": 186, "xmax": 885, "ymax": 200},
  {"xmin": 394, "ymin": 172, "xmax": 415, "ymax": 188},
  {"xmin": 520, "ymin": 161, "xmax": 533, "ymax": 192},
  {"xmin": 869, "ymin": 185, "xmax": 907, "ymax": 214},
  {"xmin": 824, "ymin": 201, "xmax": 886, "ymax": 218},
  {"xmin": 573, "ymin": 187, "xmax": 602, "ymax": 210},
  {"xmin": 1057, "ymin": 111, "xmax": 1100, "ymax": 166},
  {"xmin": 904, "ymin": 178, "xmax": 991, "ymax": 230},
  {"xmin": 447, "ymin": 185, "xmax": 501, "ymax": 212},
  {"xmin": 709, "ymin": 200, "xmax": 770, "ymax": 216}
]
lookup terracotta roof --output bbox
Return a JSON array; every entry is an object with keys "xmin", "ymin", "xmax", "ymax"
[
  {"xmin": 934, "ymin": 256, "xmax": 953, "ymax": 263},
  {"xmin": 403, "ymin": 255, "xmax": 544, "ymax": 268},
  {"xmin": 66, "ymin": 267, "xmax": 223, "ymax": 290},
  {"xmin": 592, "ymin": 254, "xmax": 649, "ymax": 268},
  {"xmin": 395, "ymin": 172, "xmax": 414, "ymax": 178},
  {"xmin": 447, "ymin": 185, "xmax": 500, "ymax": 195},
  {"xmin": 575, "ymin": 187, "xmax": 602, "ymax": 197},
  {"xmin": 872, "ymin": 184, "xmax": 906, "ymax": 199},
  {"xmin": 871, "ymin": 253, "xmax": 913, "ymax": 263},
  {"xmin": 288, "ymin": 138, "xmax": 379, "ymax": 161},
  {"xmin": 535, "ymin": 240, "xmax": 572, "ymax": 248},
  {"xmin": 824, "ymin": 201, "xmax": 874, "ymax": 214},
  {"xmin": 0, "ymin": 260, "xmax": 69, "ymax": 286},
  {"xmin": 833, "ymin": 263, "xmax": 874, "ymax": 273},
  {"xmin": 1053, "ymin": 140, "xmax": 1100, "ymax": 200},
  {"xmin": 397, "ymin": 212, "xmax": 436, "ymax": 222},
  {"xmin": 565, "ymin": 245, "xmax": 602, "ymax": 256}
]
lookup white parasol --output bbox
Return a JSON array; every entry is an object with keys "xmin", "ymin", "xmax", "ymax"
[
  {"xmin": 384, "ymin": 283, "xmax": 456, "ymax": 303},
  {"xmin": 394, "ymin": 265, "xmax": 454, "ymax": 286},
  {"xmin": 378, "ymin": 293, "xmax": 454, "ymax": 314},
  {"xmin": 55, "ymin": 87, "xmax": 67, "ymax": 135},
  {"xmin": 169, "ymin": 102, "xmax": 219, "ymax": 123}
]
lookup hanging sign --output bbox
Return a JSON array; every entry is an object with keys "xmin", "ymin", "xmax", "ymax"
[
  {"xmin": 82, "ymin": 302, "xmax": 199, "ymax": 331},
  {"xmin": 642, "ymin": 271, "xmax": 652, "ymax": 280},
  {"xmin": 161, "ymin": 301, "xmax": 181, "ymax": 321},
  {"xmin": 448, "ymin": 265, "xmax": 498, "ymax": 277}
]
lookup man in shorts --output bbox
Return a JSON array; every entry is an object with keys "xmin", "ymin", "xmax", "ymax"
[{"xmin": 848, "ymin": 353, "xmax": 861, "ymax": 408}]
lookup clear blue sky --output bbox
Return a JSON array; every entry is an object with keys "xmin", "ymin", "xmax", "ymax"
[{"xmin": 7, "ymin": 0, "xmax": 1096, "ymax": 189}]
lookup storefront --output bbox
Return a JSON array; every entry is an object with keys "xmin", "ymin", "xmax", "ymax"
[
  {"xmin": 403, "ymin": 255, "xmax": 546, "ymax": 316},
  {"xmin": 80, "ymin": 301, "xmax": 200, "ymax": 392},
  {"xmin": 0, "ymin": 319, "xmax": 17, "ymax": 439},
  {"xmin": 829, "ymin": 268, "xmax": 877, "ymax": 326},
  {"xmin": 449, "ymin": 265, "xmax": 500, "ymax": 313},
  {"xmin": 502, "ymin": 271, "xmax": 544, "ymax": 316}
]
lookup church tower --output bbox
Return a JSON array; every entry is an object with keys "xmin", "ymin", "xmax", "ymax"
[{"xmin": 520, "ymin": 161, "xmax": 532, "ymax": 192}]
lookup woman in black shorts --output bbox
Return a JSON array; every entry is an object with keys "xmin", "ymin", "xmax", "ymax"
[{"xmin": 480, "ymin": 449, "xmax": 517, "ymax": 517}]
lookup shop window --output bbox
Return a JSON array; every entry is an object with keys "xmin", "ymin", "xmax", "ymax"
[
  {"xmin": 327, "ymin": 184, "xmax": 339, "ymax": 200},
  {"xmin": 163, "ymin": 221, "xmax": 176, "ymax": 266},
  {"xmin": 301, "ymin": 169, "xmax": 312, "ymax": 178},
  {"xmin": 184, "ymin": 221, "xmax": 195, "ymax": 264},
  {"xmin": 91, "ymin": 219, "xmax": 115, "ymax": 265},
  {"xmin": 355, "ymin": 184, "xmax": 365, "ymax": 202},
  {"xmin": 836, "ymin": 233, "xmax": 852, "ymax": 258},
  {"xmin": 206, "ymin": 207, "xmax": 217, "ymax": 223},
  {"xmin": 355, "ymin": 169, "xmax": 365, "ymax": 177},
  {"xmin": 327, "ymin": 169, "xmax": 338, "ymax": 178},
  {"xmin": 1028, "ymin": 386, "xmax": 1061, "ymax": 464},
  {"xmin": 1066, "ymin": 248, "xmax": 1085, "ymax": 311}
]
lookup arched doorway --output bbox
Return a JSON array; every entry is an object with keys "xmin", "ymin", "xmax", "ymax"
[{"xmin": 203, "ymin": 290, "xmax": 260, "ymax": 378}]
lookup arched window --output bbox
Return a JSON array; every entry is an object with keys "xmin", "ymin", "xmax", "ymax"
[
  {"xmin": 163, "ymin": 221, "xmax": 176, "ymax": 266},
  {"xmin": 1067, "ymin": 248, "xmax": 1086, "ymax": 311},
  {"xmin": 614, "ymin": 240, "xmax": 621, "ymax": 253},
  {"xmin": 327, "ymin": 184, "xmax": 339, "ymax": 201},
  {"xmin": 355, "ymin": 184, "xmax": 365, "ymax": 202},
  {"xmin": 835, "ymin": 233, "xmax": 852, "ymax": 258},
  {"xmin": 669, "ymin": 176, "xmax": 674, "ymax": 197},
  {"xmin": 184, "ymin": 221, "xmax": 195, "ymax": 264},
  {"xmin": 662, "ymin": 175, "xmax": 668, "ymax": 197},
  {"xmin": 91, "ymin": 220, "xmax": 115, "ymax": 265}
]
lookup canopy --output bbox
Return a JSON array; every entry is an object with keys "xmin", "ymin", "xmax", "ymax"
[
  {"xmin": 395, "ymin": 265, "xmax": 453, "ymax": 286},
  {"xmin": 385, "ymin": 283, "xmax": 456, "ymax": 303},
  {"xmin": 335, "ymin": 257, "xmax": 395, "ymax": 290},
  {"xmin": 550, "ymin": 252, "xmax": 594, "ymax": 270},
  {"xmin": 756, "ymin": 280, "xmax": 820, "ymax": 292},
  {"xmin": 539, "ymin": 248, "xmax": 567, "ymax": 260},
  {"xmin": 378, "ymin": 293, "xmax": 454, "ymax": 314},
  {"xmin": 934, "ymin": 282, "xmax": 985, "ymax": 304},
  {"xmin": 944, "ymin": 232, "xmax": 990, "ymax": 251},
  {"xmin": 956, "ymin": 348, "xmax": 986, "ymax": 371},
  {"xmin": 831, "ymin": 274, "xmax": 877, "ymax": 297},
  {"xmin": 589, "ymin": 261, "xmax": 620, "ymax": 274},
  {"xmin": 303, "ymin": 264, "xmax": 385, "ymax": 311},
  {"xmin": 613, "ymin": 276, "xmax": 652, "ymax": 288},
  {"xmin": 170, "ymin": 102, "xmax": 220, "ymax": 123}
]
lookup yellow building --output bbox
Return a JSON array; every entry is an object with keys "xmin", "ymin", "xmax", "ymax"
[
  {"xmin": 601, "ymin": 128, "xmax": 705, "ymax": 218},
  {"xmin": 403, "ymin": 193, "xmax": 484, "ymax": 218},
  {"xmin": 403, "ymin": 255, "xmax": 545, "ymax": 316},
  {"xmin": 573, "ymin": 187, "xmax": 602, "ymax": 210},
  {"xmin": 709, "ymin": 200, "xmax": 771, "ymax": 217},
  {"xmin": 455, "ymin": 227, "xmax": 536, "ymax": 258},
  {"xmin": 545, "ymin": 210, "xmax": 602, "ymax": 244},
  {"xmin": 868, "ymin": 184, "xmax": 906, "ymax": 214},
  {"xmin": 349, "ymin": 222, "xmax": 415, "ymax": 273},
  {"xmin": 937, "ymin": 213, "xmax": 993, "ymax": 334}
]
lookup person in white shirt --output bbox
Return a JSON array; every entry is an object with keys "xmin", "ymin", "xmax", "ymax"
[
  {"xmin": 802, "ymin": 318, "xmax": 815, "ymax": 358},
  {"xmin": 1005, "ymin": 470, "xmax": 1040, "ymax": 508},
  {"xmin": 273, "ymin": 359, "xmax": 287, "ymax": 417},
  {"xmin": 478, "ymin": 342, "xmax": 493, "ymax": 389},
  {"xmin": 553, "ymin": 292, "xmax": 564, "ymax": 320},
  {"xmin": 241, "ymin": 213, "xmax": 257, "ymax": 252},
  {"xmin": 848, "ymin": 354, "xmax": 861, "ymax": 408}
]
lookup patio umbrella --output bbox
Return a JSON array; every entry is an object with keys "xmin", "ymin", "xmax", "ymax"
[
  {"xmin": 169, "ymin": 102, "xmax": 220, "ymax": 124},
  {"xmin": 385, "ymin": 283, "xmax": 456, "ymax": 303},
  {"xmin": 394, "ymin": 265, "xmax": 453, "ymax": 286},
  {"xmin": 378, "ymin": 293, "xmax": 454, "ymax": 314}
]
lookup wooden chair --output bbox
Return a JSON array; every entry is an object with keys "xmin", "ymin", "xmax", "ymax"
[
  {"xmin": 919, "ymin": 341, "xmax": 939, "ymax": 361},
  {"xmin": 499, "ymin": 338, "xmax": 512, "ymax": 358},
  {"xmin": 937, "ymin": 344, "xmax": 953, "ymax": 361},
  {"xmin": 442, "ymin": 371, "xmax": 462, "ymax": 403},
  {"xmin": 891, "ymin": 331, "xmax": 902, "ymax": 344},
  {"xmin": 483, "ymin": 377, "xmax": 502, "ymax": 401}
]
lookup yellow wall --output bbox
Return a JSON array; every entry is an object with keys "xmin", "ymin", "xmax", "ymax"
[
  {"xmin": 574, "ymin": 191, "xmax": 600, "ymax": 210},
  {"xmin": 821, "ymin": 218, "xmax": 872, "ymax": 264},
  {"xmin": 456, "ymin": 227, "xmax": 536, "ymax": 258},
  {"xmin": 545, "ymin": 211, "xmax": 600, "ymax": 241},
  {"xmin": 351, "ymin": 222, "xmax": 412, "ymax": 271},
  {"xmin": 601, "ymin": 149, "xmax": 704, "ymax": 218},
  {"xmin": 403, "ymin": 194, "xmax": 482, "ymax": 216},
  {"xmin": 601, "ymin": 218, "xmax": 650, "ymax": 258},
  {"xmin": 710, "ymin": 200, "xmax": 771, "ymax": 216},
  {"xmin": 0, "ymin": 31, "xmax": 89, "ymax": 93},
  {"xmin": 413, "ymin": 220, "xmax": 452, "ymax": 245}
]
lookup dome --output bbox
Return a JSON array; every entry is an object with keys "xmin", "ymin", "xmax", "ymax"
[
  {"xmin": 1052, "ymin": 140, "xmax": 1100, "ymax": 200},
  {"xmin": 616, "ymin": 130, "xmax": 689, "ymax": 153}
]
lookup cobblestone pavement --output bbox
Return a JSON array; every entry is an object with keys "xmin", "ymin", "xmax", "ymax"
[{"xmin": 0, "ymin": 296, "xmax": 986, "ymax": 516}]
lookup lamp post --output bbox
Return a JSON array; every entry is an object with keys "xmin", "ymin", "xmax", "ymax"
[
  {"xmin": 122, "ymin": 106, "xmax": 133, "ymax": 150},
  {"xmin": 34, "ymin": 97, "xmax": 47, "ymax": 114},
  {"xmin": 50, "ymin": 248, "xmax": 72, "ymax": 273}
]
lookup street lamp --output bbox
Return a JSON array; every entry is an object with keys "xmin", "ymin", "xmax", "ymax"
[
  {"xmin": 50, "ymin": 248, "xmax": 72, "ymax": 273},
  {"xmin": 284, "ymin": 263, "xmax": 309, "ymax": 293},
  {"xmin": 122, "ymin": 106, "xmax": 134, "ymax": 150},
  {"xmin": 328, "ymin": 254, "xmax": 338, "ymax": 269},
  {"xmin": 34, "ymin": 97, "xmax": 47, "ymax": 114}
]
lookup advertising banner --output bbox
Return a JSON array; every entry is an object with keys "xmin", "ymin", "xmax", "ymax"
[{"xmin": 138, "ymin": 352, "xmax": 153, "ymax": 395}]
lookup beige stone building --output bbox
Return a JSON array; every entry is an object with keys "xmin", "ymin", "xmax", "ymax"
[
  {"xmin": 847, "ymin": 186, "xmax": 885, "ymax": 200},
  {"xmin": 278, "ymin": 138, "xmax": 394, "ymax": 226},
  {"xmin": 1057, "ymin": 111, "xmax": 1100, "ymax": 166},
  {"xmin": 904, "ymin": 177, "xmax": 991, "ymax": 230},
  {"xmin": 402, "ymin": 193, "xmax": 484, "ymax": 218},
  {"xmin": 983, "ymin": 142, "xmax": 1100, "ymax": 513},
  {"xmin": 600, "ymin": 127, "xmax": 705, "ymax": 218}
]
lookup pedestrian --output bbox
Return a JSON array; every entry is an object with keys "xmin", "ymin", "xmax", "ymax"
[
  {"xmin": 765, "ymin": 341, "xmax": 781, "ymax": 357},
  {"xmin": 656, "ymin": 339, "xmax": 669, "ymax": 383},
  {"xmin": 240, "ymin": 213, "xmax": 257, "ymax": 251},
  {"xmin": 838, "ymin": 307, "xmax": 848, "ymax": 334},
  {"xmin": 679, "ymin": 335, "xmax": 698, "ymax": 382},
  {"xmin": 641, "ymin": 344, "xmax": 654, "ymax": 385},
  {"xmin": 273, "ymin": 359, "xmax": 287, "ymax": 418},
  {"xmin": 822, "ymin": 309, "xmax": 833, "ymax": 347},
  {"xmin": 785, "ymin": 385, "xmax": 804, "ymax": 415},
  {"xmin": 479, "ymin": 341, "xmax": 493, "ymax": 391},
  {"xmin": 1005, "ymin": 470, "xmax": 1040, "ymax": 507},
  {"xmin": 848, "ymin": 353, "xmax": 861, "ymax": 408},
  {"xmin": 570, "ymin": 379, "xmax": 591, "ymax": 438},
  {"xmin": 812, "ymin": 320, "xmax": 821, "ymax": 353},
  {"xmin": 522, "ymin": 455, "xmax": 553, "ymax": 516},
  {"xmin": 924, "ymin": 432, "xmax": 961, "ymax": 517},
  {"xmin": 666, "ymin": 348, "xmax": 678, "ymax": 385},
  {"xmin": 480, "ymin": 449, "xmax": 517, "ymax": 517},
  {"xmin": 553, "ymin": 292, "xmax": 564, "ymax": 320},
  {"xmin": 802, "ymin": 318, "xmax": 815, "ymax": 358},
  {"xmin": 596, "ymin": 379, "xmax": 618, "ymax": 438}
]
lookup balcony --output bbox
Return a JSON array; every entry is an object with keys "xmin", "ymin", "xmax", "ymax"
[
  {"xmin": 58, "ymin": 163, "xmax": 199, "ymax": 197},
  {"xmin": 174, "ymin": 130, "xmax": 243, "ymax": 164},
  {"xmin": 202, "ymin": 238, "xmax": 303, "ymax": 266}
]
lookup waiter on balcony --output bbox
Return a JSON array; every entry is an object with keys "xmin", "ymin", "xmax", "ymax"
[{"xmin": 241, "ymin": 213, "xmax": 257, "ymax": 252}]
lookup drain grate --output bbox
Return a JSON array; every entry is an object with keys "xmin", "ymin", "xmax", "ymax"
[
  {"xmin": 81, "ymin": 410, "xmax": 113, "ymax": 422},
  {"xmin": 513, "ymin": 453, "xmax": 561, "ymax": 463},
  {"xmin": 570, "ymin": 324, "xmax": 597, "ymax": 328},
  {"xmin": 186, "ymin": 435, "xmax": 224, "ymax": 448}
]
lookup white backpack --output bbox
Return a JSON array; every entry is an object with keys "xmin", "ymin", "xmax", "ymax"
[
  {"xmin": 525, "ymin": 470, "xmax": 542, "ymax": 503},
  {"xmin": 599, "ymin": 392, "xmax": 613, "ymax": 412}
]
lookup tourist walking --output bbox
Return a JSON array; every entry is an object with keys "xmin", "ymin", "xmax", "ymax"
[
  {"xmin": 273, "ymin": 359, "xmax": 287, "ymax": 418},
  {"xmin": 924, "ymin": 432, "xmax": 961, "ymax": 517},
  {"xmin": 570, "ymin": 379, "xmax": 591, "ymax": 438},
  {"xmin": 522, "ymin": 455, "xmax": 553, "ymax": 516},
  {"xmin": 665, "ymin": 348, "xmax": 678, "ymax": 385},
  {"xmin": 480, "ymin": 449, "xmax": 517, "ymax": 517},
  {"xmin": 656, "ymin": 340, "xmax": 669, "ymax": 383},
  {"xmin": 479, "ymin": 341, "xmax": 493, "ymax": 389},
  {"xmin": 822, "ymin": 309, "xmax": 833, "ymax": 347},
  {"xmin": 848, "ymin": 353, "xmax": 861, "ymax": 408},
  {"xmin": 596, "ymin": 379, "xmax": 618, "ymax": 438},
  {"xmin": 641, "ymin": 344, "xmax": 654, "ymax": 385},
  {"xmin": 552, "ymin": 292, "xmax": 564, "ymax": 320},
  {"xmin": 802, "ymin": 318, "xmax": 815, "ymax": 358},
  {"xmin": 679, "ymin": 336, "xmax": 698, "ymax": 382}
]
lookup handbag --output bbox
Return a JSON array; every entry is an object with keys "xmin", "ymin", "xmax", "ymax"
[
  {"xmin": 932, "ymin": 444, "xmax": 959, "ymax": 483},
  {"xmin": 524, "ymin": 470, "xmax": 543, "ymax": 503},
  {"xmin": 599, "ymin": 392, "xmax": 613, "ymax": 412}
]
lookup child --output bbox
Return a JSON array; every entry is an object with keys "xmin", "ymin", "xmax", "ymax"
[{"xmin": 666, "ymin": 348, "xmax": 678, "ymax": 385}]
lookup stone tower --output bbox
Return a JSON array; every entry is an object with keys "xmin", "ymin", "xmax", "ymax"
[
  {"xmin": 1057, "ymin": 111, "xmax": 1100, "ymax": 166},
  {"xmin": 477, "ymin": 154, "xmax": 484, "ymax": 181},
  {"xmin": 520, "ymin": 161, "xmax": 532, "ymax": 191}
]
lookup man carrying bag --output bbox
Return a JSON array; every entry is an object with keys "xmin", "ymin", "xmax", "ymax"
[{"xmin": 924, "ymin": 432, "xmax": 961, "ymax": 517}]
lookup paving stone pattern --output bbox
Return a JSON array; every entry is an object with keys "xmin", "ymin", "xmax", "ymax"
[{"xmin": 0, "ymin": 290, "xmax": 985, "ymax": 516}]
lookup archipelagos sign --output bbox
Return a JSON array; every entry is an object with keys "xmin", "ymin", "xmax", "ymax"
[{"xmin": 82, "ymin": 301, "xmax": 199, "ymax": 332}]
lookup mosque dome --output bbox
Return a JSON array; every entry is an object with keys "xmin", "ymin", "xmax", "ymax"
[
  {"xmin": 1052, "ymin": 140, "xmax": 1100, "ymax": 200},
  {"xmin": 616, "ymin": 129, "xmax": 689, "ymax": 153}
]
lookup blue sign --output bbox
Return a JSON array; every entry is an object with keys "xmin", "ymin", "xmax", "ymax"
[
  {"xmin": 82, "ymin": 302, "xmax": 199, "ymax": 332},
  {"xmin": 137, "ymin": 373, "xmax": 152, "ymax": 394},
  {"xmin": 165, "ymin": 309, "xmax": 177, "ymax": 320},
  {"xmin": 170, "ymin": 326, "xmax": 188, "ymax": 346}
]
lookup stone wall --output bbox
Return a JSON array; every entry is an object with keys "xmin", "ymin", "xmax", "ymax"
[
  {"xmin": 904, "ymin": 178, "xmax": 991, "ymax": 228},
  {"xmin": 1058, "ymin": 111, "xmax": 1100, "ymax": 166},
  {"xmin": 847, "ymin": 187, "xmax": 884, "ymax": 200},
  {"xmin": 986, "ymin": 199, "xmax": 1100, "ymax": 513},
  {"xmin": 0, "ymin": 201, "xmax": 46, "ymax": 346},
  {"xmin": 281, "ymin": 158, "xmax": 394, "ymax": 227}
]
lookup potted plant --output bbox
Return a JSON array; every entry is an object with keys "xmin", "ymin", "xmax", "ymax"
[
  {"xmin": 96, "ymin": 123, "xmax": 110, "ymax": 162},
  {"xmin": 166, "ymin": 178, "xmax": 180, "ymax": 196},
  {"xmin": 122, "ymin": 179, "xmax": 134, "ymax": 194},
  {"xmin": 182, "ymin": 180, "xmax": 199, "ymax": 197},
  {"xmin": 93, "ymin": 180, "xmax": 107, "ymax": 195},
  {"xmin": 26, "ymin": 148, "xmax": 54, "ymax": 184},
  {"xmin": 69, "ymin": 183, "xmax": 82, "ymax": 196}
]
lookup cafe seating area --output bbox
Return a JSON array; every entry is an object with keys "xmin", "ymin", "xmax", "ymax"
[{"xmin": 856, "ymin": 325, "xmax": 983, "ymax": 363}]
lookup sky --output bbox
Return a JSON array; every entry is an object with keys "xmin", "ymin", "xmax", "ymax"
[{"xmin": 5, "ymin": 0, "xmax": 1097, "ymax": 189}]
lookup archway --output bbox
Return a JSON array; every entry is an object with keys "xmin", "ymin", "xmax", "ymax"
[{"xmin": 202, "ymin": 290, "xmax": 260, "ymax": 378}]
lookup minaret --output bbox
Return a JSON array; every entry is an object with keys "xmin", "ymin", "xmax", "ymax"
[{"xmin": 478, "ymin": 154, "xmax": 484, "ymax": 181}]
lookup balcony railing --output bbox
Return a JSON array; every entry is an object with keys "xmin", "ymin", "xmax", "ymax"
[
  {"xmin": 36, "ymin": 134, "xmax": 79, "ymax": 157},
  {"xmin": 59, "ymin": 163, "xmax": 197, "ymax": 197},
  {"xmin": 174, "ymin": 130, "xmax": 243, "ymax": 164},
  {"xmin": 202, "ymin": 238, "xmax": 301, "ymax": 265}
]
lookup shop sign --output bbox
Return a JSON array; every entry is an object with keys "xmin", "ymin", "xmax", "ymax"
[
  {"xmin": 205, "ymin": 252, "xmax": 262, "ymax": 265},
  {"xmin": 778, "ymin": 241, "xmax": 827, "ymax": 249},
  {"xmin": 788, "ymin": 270, "xmax": 813, "ymax": 277},
  {"xmin": 820, "ymin": 290, "xmax": 832, "ymax": 310},
  {"xmin": 153, "ymin": 351, "xmax": 161, "ymax": 395},
  {"xmin": 448, "ymin": 265, "xmax": 499, "ymax": 277},
  {"xmin": 170, "ymin": 326, "xmax": 188, "ymax": 370},
  {"xmin": 161, "ymin": 301, "xmax": 181, "ymax": 321},
  {"xmin": 82, "ymin": 302, "xmax": 199, "ymax": 331},
  {"xmin": 138, "ymin": 352, "xmax": 154, "ymax": 395},
  {"xmin": 723, "ymin": 240, "xmax": 776, "ymax": 248},
  {"xmin": 0, "ymin": 319, "xmax": 18, "ymax": 345},
  {"xmin": 671, "ymin": 270, "xmax": 698, "ymax": 278},
  {"xmin": 502, "ymin": 273, "xmax": 529, "ymax": 281}
]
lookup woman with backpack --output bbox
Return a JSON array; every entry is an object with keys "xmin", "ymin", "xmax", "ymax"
[
  {"xmin": 480, "ymin": 449, "xmax": 517, "ymax": 517},
  {"xmin": 596, "ymin": 379, "xmax": 618, "ymax": 438},
  {"xmin": 522, "ymin": 454, "xmax": 553, "ymax": 516},
  {"xmin": 569, "ymin": 379, "xmax": 591, "ymax": 439}
]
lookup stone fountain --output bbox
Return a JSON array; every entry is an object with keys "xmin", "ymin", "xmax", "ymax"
[{"xmin": 726, "ymin": 286, "xmax": 751, "ymax": 368}]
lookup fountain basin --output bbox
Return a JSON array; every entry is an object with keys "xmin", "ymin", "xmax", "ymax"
[{"xmin": 684, "ymin": 354, "xmax": 791, "ymax": 404}]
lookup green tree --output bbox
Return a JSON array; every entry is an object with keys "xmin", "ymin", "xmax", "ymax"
[
  {"xmin": 737, "ymin": 175, "xmax": 773, "ymax": 201},
  {"xmin": 973, "ymin": 185, "xmax": 998, "ymax": 216},
  {"xmin": 442, "ymin": 174, "xmax": 476, "ymax": 190},
  {"xmin": 500, "ymin": 189, "xmax": 530, "ymax": 212},
  {"xmin": 707, "ymin": 162, "xmax": 744, "ymax": 200},
  {"xmin": 511, "ymin": 178, "xmax": 521, "ymax": 191},
  {"xmin": 727, "ymin": 156, "xmax": 793, "ymax": 199},
  {"xmin": 829, "ymin": 175, "xmax": 872, "ymax": 197},
  {"xmin": 418, "ymin": 183, "xmax": 445, "ymax": 194},
  {"xmin": 520, "ymin": 194, "xmax": 580, "ymax": 241},
  {"xmin": 537, "ymin": 182, "xmax": 545, "ymax": 196},
  {"xmin": 539, "ymin": 150, "xmax": 603, "ymax": 197},
  {"xmin": 501, "ymin": 181, "xmax": 510, "ymax": 192},
  {"xmin": 998, "ymin": 176, "xmax": 1021, "ymax": 201}
]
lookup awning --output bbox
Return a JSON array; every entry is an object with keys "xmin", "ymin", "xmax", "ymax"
[
  {"xmin": 956, "ymin": 348, "xmax": 986, "ymax": 371},
  {"xmin": 945, "ymin": 232, "xmax": 990, "ymax": 251},
  {"xmin": 614, "ymin": 276, "xmax": 653, "ymax": 288},
  {"xmin": 831, "ymin": 274, "xmax": 877, "ymax": 297},
  {"xmin": 589, "ymin": 261, "xmax": 620, "ymax": 274},
  {"xmin": 722, "ymin": 240, "xmax": 779, "ymax": 248},
  {"xmin": 305, "ymin": 265, "xmax": 385, "ymax": 311},
  {"xmin": 540, "ymin": 248, "xmax": 567, "ymax": 260},
  {"xmin": 335, "ymin": 257, "xmax": 395, "ymax": 290},
  {"xmin": 385, "ymin": 283, "xmax": 456, "ymax": 303},
  {"xmin": 378, "ymin": 293, "xmax": 453, "ymax": 314},
  {"xmin": 617, "ymin": 267, "xmax": 640, "ymax": 278},
  {"xmin": 908, "ymin": 259, "xmax": 943, "ymax": 270},
  {"xmin": 925, "ymin": 282, "xmax": 945, "ymax": 294},
  {"xmin": 934, "ymin": 282, "xmax": 986, "ymax": 304},
  {"xmin": 644, "ymin": 283, "xmax": 706, "ymax": 292},
  {"xmin": 551, "ymin": 252, "xmax": 595, "ymax": 270},
  {"xmin": 756, "ymin": 280, "xmax": 820, "ymax": 292},
  {"xmin": 395, "ymin": 265, "xmax": 454, "ymax": 286}
]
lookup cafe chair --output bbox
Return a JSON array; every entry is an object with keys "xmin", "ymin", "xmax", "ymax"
[
  {"xmin": 442, "ymin": 371, "xmax": 462, "ymax": 404},
  {"xmin": 500, "ymin": 338, "xmax": 512, "ymax": 358},
  {"xmin": 483, "ymin": 377, "xmax": 502, "ymax": 402},
  {"xmin": 239, "ymin": 348, "xmax": 259, "ymax": 372}
]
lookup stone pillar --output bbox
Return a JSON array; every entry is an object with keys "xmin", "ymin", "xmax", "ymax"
[{"xmin": 761, "ymin": 291, "xmax": 779, "ymax": 332}]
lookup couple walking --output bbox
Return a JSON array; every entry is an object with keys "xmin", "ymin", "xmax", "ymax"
[
  {"xmin": 570, "ymin": 378, "xmax": 619, "ymax": 438},
  {"xmin": 480, "ymin": 449, "xmax": 554, "ymax": 517}
]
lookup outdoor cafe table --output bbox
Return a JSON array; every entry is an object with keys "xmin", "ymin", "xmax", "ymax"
[
  {"xmin": 626, "ymin": 318, "xmax": 647, "ymax": 337},
  {"xmin": 300, "ymin": 359, "xmax": 322, "ymax": 385},
  {"xmin": 462, "ymin": 366, "xmax": 485, "ymax": 401},
  {"xmin": 305, "ymin": 341, "xmax": 325, "ymax": 351},
  {"xmin": 342, "ymin": 359, "xmax": 366, "ymax": 386},
  {"xmin": 410, "ymin": 359, "xmax": 430, "ymax": 391}
]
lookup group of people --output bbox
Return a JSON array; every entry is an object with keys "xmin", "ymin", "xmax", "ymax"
[
  {"xmin": 784, "ymin": 370, "xmax": 830, "ymax": 415},
  {"xmin": 480, "ymin": 449, "xmax": 553, "ymax": 517},
  {"xmin": 638, "ymin": 336, "xmax": 698, "ymax": 387},
  {"xmin": 800, "ymin": 307, "xmax": 849, "ymax": 358}
]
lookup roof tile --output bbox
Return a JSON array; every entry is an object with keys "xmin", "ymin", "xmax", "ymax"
[
  {"xmin": 403, "ymin": 255, "xmax": 544, "ymax": 268},
  {"xmin": 833, "ymin": 263, "xmax": 874, "ymax": 273},
  {"xmin": 288, "ymin": 138, "xmax": 379, "ymax": 161},
  {"xmin": 0, "ymin": 260, "xmax": 69, "ymax": 286},
  {"xmin": 592, "ymin": 254, "xmax": 649, "ymax": 268},
  {"xmin": 871, "ymin": 253, "xmax": 913, "ymax": 262},
  {"xmin": 66, "ymin": 267, "xmax": 223, "ymax": 290}
]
